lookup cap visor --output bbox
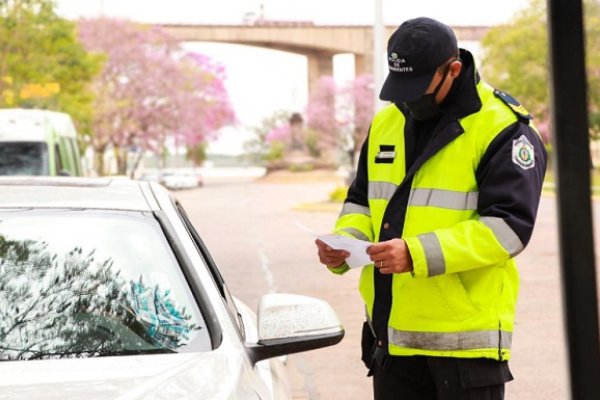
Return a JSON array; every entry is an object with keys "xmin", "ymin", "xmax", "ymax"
[{"xmin": 379, "ymin": 72, "xmax": 435, "ymax": 103}]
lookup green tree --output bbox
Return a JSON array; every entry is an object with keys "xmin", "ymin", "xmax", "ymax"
[
  {"xmin": 0, "ymin": 0, "xmax": 101, "ymax": 134},
  {"xmin": 480, "ymin": 0, "xmax": 600, "ymax": 140},
  {"xmin": 480, "ymin": 0, "xmax": 548, "ymax": 123},
  {"xmin": 186, "ymin": 142, "xmax": 208, "ymax": 167},
  {"xmin": 585, "ymin": 0, "xmax": 600, "ymax": 137},
  {"xmin": 245, "ymin": 109, "xmax": 293, "ymax": 164}
]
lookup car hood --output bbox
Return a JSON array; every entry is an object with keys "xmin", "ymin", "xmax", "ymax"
[{"xmin": 0, "ymin": 350, "xmax": 262, "ymax": 400}]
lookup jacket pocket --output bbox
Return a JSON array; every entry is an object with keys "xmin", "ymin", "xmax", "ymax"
[
  {"xmin": 390, "ymin": 274, "xmax": 479, "ymax": 328},
  {"xmin": 435, "ymin": 274, "xmax": 479, "ymax": 322}
]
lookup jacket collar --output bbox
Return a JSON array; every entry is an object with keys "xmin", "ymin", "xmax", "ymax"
[
  {"xmin": 394, "ymin": 49, "xmax": 483, "ymax": 184},
  {"xmin": 439, "ymin": 48, "xmax": 482, "ymax": 120}
]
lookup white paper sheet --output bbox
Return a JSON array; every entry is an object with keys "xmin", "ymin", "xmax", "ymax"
[
  {"xmin": 316, "ymin": 234, "xmax": 373, "ymax": 269},
  {"xmin": 297, "ymin": 221, "xmax": 372, "ymax": 269}
]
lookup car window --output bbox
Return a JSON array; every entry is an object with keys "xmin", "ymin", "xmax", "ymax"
[
  {"xmin": 175, "ymin": 202, "xmax": 246, "ymax": 339},
  {"xmin": 0, "ymin": 142, "xmax": 48, "ymax": 175},
  {"xmin": 0, "ymin": 209, "xmax": 211, "ymax": 361}
]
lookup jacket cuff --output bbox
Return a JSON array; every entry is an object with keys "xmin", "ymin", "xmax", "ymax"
[
  {"xmin": 404, "ymin": 236, "xmax": 427, "ymax": 278},
  {"xmin": 327, "ymin": 262, "xmax": 351, "ymax": 275}
]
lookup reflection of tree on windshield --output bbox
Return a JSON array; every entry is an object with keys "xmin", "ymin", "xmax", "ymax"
[
  {"xmin": 0, "ymin": 235, "xmax": 196, "ymax": 361},
  {"xmin": 128, "ymin": 278, "xmax": 195, "ymax": 349}
]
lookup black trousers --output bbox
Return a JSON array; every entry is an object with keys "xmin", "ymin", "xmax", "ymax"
[{"xmin": 371, "ymin": 356, "xmax": 508, "ymax": 400}]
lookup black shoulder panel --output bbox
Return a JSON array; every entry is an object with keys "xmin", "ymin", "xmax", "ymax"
[{"xmin": 493, "ymin": 89, "xmax": 533, "ymax": 122}]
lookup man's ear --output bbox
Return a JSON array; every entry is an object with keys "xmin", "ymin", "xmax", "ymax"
[{"xmin": 450, "ymin": 61, "xmax": 462, "ymax": 78}]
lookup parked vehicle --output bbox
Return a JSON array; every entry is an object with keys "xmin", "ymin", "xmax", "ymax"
[
  {"xmin": 0, "ymin": 108, "xmax": 83, "ymax": 176},
  {"xmin": 139, "ymin": 169, "xmax": 203, "ymax": 190},
  {"xmin": 161, "ymin": 170, "xmax": 203, "ymax": 190},
  {"xmin": 0, "ymin": 176, "xmax": 344, "ymax": 399}
]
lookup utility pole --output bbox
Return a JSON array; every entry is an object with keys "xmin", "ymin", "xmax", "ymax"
[
  {"xmin": 373, "ymin": 0, "xmax": 385, "ymax": 113},
  {"xmin": 547, "ymin": 0, "xmax": 600, "ymax": 398}
]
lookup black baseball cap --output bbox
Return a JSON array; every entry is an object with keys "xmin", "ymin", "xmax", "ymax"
[{"xmin": 379, "ymin": 17, "xmax": 459, "ymax": 103}]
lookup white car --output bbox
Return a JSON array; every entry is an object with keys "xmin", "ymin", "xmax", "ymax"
[
  {"xmin": 160, "ymin": 171, "xmax": 203, "ymax": 190},
  {"xmin": 0, "ymin": 177, "xmax": 344, "ymax": 399}
]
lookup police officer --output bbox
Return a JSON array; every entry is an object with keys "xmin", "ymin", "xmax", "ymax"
[{"xmin": 315, "ymin": 17, "xmax": 547, "ymax": 400}]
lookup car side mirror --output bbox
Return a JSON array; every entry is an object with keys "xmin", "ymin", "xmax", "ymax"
[{"xmin": 246, "ymin": 293, "xmax": 344, "ymax": 364}]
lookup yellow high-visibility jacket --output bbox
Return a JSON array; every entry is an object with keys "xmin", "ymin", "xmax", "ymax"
[{"xmin": 330, "ymin": 80, "xmax": 546, "ymax": 361}]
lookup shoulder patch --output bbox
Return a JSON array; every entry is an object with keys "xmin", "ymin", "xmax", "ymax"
[
  {"xmin": 494, "ymin": 89, "xmax": 532, "ymax": 122},
  {"xmin": 512, "ymin": 134, "xmax": 535, "ymax": 170}
]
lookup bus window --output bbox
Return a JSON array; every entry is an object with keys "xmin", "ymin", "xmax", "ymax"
[
  {"xmin": 0, "ymin": 142, "xmax": 49, "ymax": 175},
  {"xmin": 54, "ymin": 143, "xmax": 65, "ymax": 175}
]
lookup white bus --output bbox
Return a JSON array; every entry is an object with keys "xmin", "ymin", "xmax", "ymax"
[{"xmin": 0, "ymin": 108, "xmax": 83, "ymax": 176}]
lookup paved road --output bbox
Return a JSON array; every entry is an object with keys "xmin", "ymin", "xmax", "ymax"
[{"xmin": 176, "ymin": 173, "xmax": 579, "ymax": 399}]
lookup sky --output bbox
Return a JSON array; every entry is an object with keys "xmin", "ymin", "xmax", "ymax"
[
  {"xmin": 55, "ymin": 0, "xmax": 531, "ymax": 155},
  {"xmin": 56, "ymin": 0, "xmax": 529, "ymax": 26}
]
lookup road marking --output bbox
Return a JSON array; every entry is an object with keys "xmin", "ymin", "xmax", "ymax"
[{"xmin": 258, "ymin": 245, "xmax": 277, "ymax": 293}]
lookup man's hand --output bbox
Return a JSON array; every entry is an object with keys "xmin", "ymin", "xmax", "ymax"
[
  {"xmin": 367, "ymin": 238, "xmax": 413, "ymax": 274},
  {"xmin": 315, "ymin": 239, "xmax": 350, "ymax": 268}
]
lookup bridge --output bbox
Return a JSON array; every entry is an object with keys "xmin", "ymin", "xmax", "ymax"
[{"xmin": 160, "ymin": 22, "xmax": 490, "ymax": 94}]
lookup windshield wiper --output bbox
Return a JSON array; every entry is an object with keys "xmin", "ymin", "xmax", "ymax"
[{"xmin": 0, "ymin": 346, "xmax": 175, "ymax": 361}]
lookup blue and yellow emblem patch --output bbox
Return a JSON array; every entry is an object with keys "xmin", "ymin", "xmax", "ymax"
[{"xmin": 512, "ymin": 135, "xmax": 535, "ymax": 170}]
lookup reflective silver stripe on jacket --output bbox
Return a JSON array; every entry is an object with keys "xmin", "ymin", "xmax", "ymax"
[
  {"xmin": 408, "ymin": 188, "xmax": 479, "ymax": 210},
  {"xmin": 388, "ymin": 328, "xmax": 513, "ymax": 351},
  {"xmin": 418, "ymin": 232, "xmax": 445, "ymax": 276},
  {"xmin": 480, "ymin": 217, "xmax": 524, "ymax": 257},
  {"xmin": 339, "ymin": 202, "xmax": 371, "ymax": 218},
  {"xmin": 338, "ymin": 227, "xmax": 370, "ymax": 242},
  {"xmin": 368, "ymin": 181, "xmax": 398, "ymax": 201}
]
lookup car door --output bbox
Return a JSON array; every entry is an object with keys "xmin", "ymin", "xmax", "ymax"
[{"xmin": 174, "ymin": 201, "xmax": 291, "ymax": 400}]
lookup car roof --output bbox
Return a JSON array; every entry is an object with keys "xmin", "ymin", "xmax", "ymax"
[{"xmin": 0, "ymin": 177, "xmax": 165, "ymax": 211}]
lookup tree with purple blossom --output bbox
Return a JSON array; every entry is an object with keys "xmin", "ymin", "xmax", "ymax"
[
  {"xmin": 77, "ymin": 18, "xmax": 236, "ymax": 175},
  {"xmin": 305, "ymin": 74, "xmax": 373, "ymax": 168}
]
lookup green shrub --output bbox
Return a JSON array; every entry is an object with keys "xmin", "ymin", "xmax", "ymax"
[
  {"xmin": 304, "ymin": 128, "xmax": 321, "ymax": 158},
  {"xmin": 288, "ymin": 163, "xmax": 314, "ymax": 172},
  {"xmin": 264, "ymin": 141, "xmax": 285, "ymax": 162}
]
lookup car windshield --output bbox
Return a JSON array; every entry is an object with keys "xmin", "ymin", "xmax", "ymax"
[
  {"xmin": 0, "ymin": 142, "xmax": 49, "ymax": 176},
  {"xmin": 0, "ymin": 209, "xmax": 211, "ymax": 361}
]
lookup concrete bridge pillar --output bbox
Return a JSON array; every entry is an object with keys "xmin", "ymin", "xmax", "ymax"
[
  {"xmin": 354, "ymin": 53, "xmax": 372, "ymax": 77},
  {"xmin": 307, "ymin": 51, "xmax": 334, "ymax": 94}
]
